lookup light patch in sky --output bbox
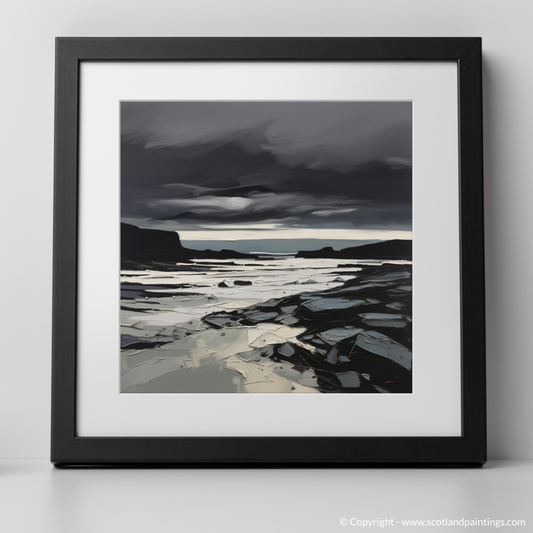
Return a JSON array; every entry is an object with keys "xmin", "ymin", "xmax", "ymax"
[{"xmin": 176, "ymin": 227, "xmax": 412, "ymax": 242}]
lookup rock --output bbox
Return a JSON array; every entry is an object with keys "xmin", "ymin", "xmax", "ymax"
[
  {"xmin": 203, "ymin": 313, "xmax": 242, "ymax": 328},
  {"xmin": 300, "ymin": 297, "xmax": 366, "ymax": 313},
  {"xmin": 245, "ymin": 311, "xmax": 279, "ymax": 322},
  {"xmin": 254, "ymin": 297, "xmax": 286, "ymax": 308},
  {"xmin": 278, "ymin": 343, "xmax": 296, "ymax": 357},
  {"xmin": 280, "ymin": 305, "xmax": 298, "ymax": 313},
  {"xmin": 386, "ymin": 302, "xmax": 405, "ymax": 311},
  {"xmin": 276, "ymin": 315, "xmax": 299, "ymax": 325},
  {"xmin": 317, "ymin": 327, "xmax": 364, "ymax": 344},
  {"xmin": 326, "ymin": 346, "xmax": 338, "ymax": 364},
  {"xmin": 365, "ymin": 271, "xmax": 411, "ymax": 283},
  {"xmin": 359, "ymin": 313, "xmax": 411, "ymax": 328},
  {"xmin": 387, "ymin": 285, "xmax": 412, "ymax": 294},
  {"xmin": 355, "ymin": 331, "xmax": 412, "ymax": 370},
  {"xmin": 337, "ymin": 372, "xmax": 361, "ymax": 388}
]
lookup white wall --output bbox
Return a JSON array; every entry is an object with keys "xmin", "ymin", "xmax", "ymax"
[{"xmin": 1, "ymin": 0, "xmax": 531, "ymax": 459}]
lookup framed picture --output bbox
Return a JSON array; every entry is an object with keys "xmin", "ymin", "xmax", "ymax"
[{"xmin": 52, "ymin": 37, "xmax": 486, "ymax": 465}]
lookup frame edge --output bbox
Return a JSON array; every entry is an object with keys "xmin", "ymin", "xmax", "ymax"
[{"xmin": 51, "ymin": 37, "xmax": 487, "ymax": 466}]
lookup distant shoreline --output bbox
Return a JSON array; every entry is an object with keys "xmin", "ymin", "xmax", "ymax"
[{"xmin": 121, "ymin": 223, "xmax": 412, "ymax": 269}]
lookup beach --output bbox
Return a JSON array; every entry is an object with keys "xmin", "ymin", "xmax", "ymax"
[{"xmin": 120, "ymin": 258, "xmax": 412, "ymax": 394}]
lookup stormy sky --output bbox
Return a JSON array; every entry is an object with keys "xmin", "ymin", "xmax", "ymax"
[{"xmin": 121, "ymin": 101, "xmax": 412, "ymax": 251}]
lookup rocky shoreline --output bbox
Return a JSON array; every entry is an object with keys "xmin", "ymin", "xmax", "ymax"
[
  {"xmin": 198, "ymin": 262, "xmax": 412, "ymax": 393},
  {"xmin": 120, "ymin": 262, "xmax": 412, "ymax": 394}
]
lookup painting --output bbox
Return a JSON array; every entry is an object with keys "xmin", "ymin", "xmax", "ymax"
[
  {"xmin": 53, "ymin": 37, "xmax": 486, "ymax": 465},
  {"xmin": 120, "ymin": 101, "xmax": 412, "ymax": 394}
]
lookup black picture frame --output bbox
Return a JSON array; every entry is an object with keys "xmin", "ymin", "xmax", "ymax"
[{"xmin": 52, "ymin": 37, "xmax": 486, "ymax": 466}]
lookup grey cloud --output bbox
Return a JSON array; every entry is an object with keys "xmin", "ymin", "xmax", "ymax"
[
  {"xmin": 121, "ymin": 101, "xmax": 412, "ymax": 232},
  {"xmin": 121, "ymin": 101, "xmax": 411, "ymax": 172}
]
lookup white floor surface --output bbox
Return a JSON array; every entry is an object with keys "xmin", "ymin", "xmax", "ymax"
[{"xmin": 0, "ymin": 460, "xmax": 531, "ymax": 532}]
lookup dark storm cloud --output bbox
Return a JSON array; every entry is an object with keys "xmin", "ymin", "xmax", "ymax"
[
  {"xmin": 121, "ymin": 101, "xmax": 412, "ymax": 230},
  {"xmin": 122, "ymin": 101, "xmax": 411, "ymax": 171}
]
